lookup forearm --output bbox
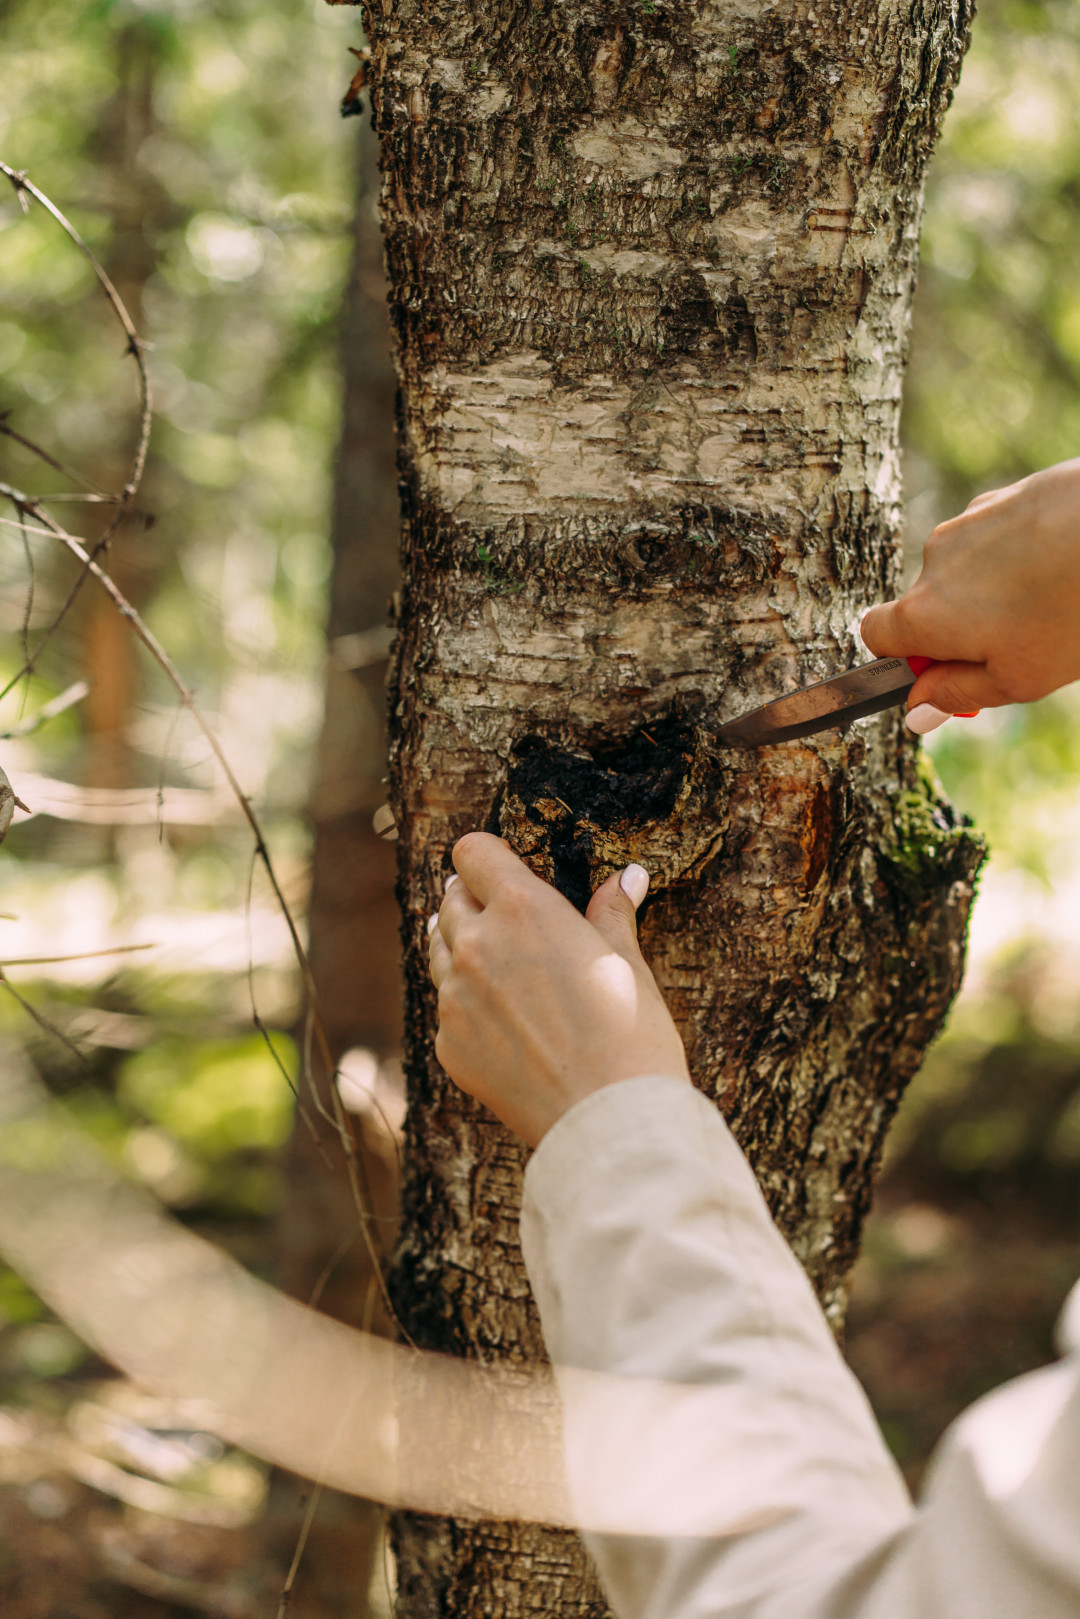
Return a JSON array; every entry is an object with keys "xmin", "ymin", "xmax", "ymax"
[{"xmin": 521, "ymin": 1076, "xmax": 914, "ymax": 1619}]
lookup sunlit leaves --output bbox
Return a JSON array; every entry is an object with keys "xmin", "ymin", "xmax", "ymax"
[{"xmin": 118, "ymin": 1031, "xmax": 296, "ymax": 1159}]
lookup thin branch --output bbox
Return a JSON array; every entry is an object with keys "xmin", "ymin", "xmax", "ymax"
[
  {"xmin": 31, "ymin": 493, "xmax": 126, "ymax": 504},
  {"xmin": 276, "ymin": 1486, "xmax": 324, "ymax": 1619},
  {"xmin": 0, "ymin": 679, "xmax": 89, "ymax": 741},
  {"xmin": 0, "ymin": 163, "xmax": 154, "ymax": 704},
  {"xmin": 243, "ymin": 848, "xmax": 326, "ymax": 1158},
  {"xmin": 155, "ymin": 700, "xmax": 183, "ymax": 843},
  {"xmin": 0, "ymin": 162, "xmax": 152, "ymax": 511},
  {"xmin": 0, "ymin": 509, "xmax": 116, "ymax": 705},
  {"xmin": 0, "ymin": 414, "xmax": 114, "ymax": 499},
  {"xmin": 0, "ymin": 944, "xmax": 154, "ymax": 967},
  {"xmin": 335, "ymin": 1062, "xmax": 406, "ymax": 1186},
  {"xmin": 306, "ymin": 1218, "xmax": 366, "ymax": 1312},
  {"xmin": 15, "ymin": 508, "xmax": 34, "ymax": 691},
  {"xmin": 0, "ymin": 487, "xmax": 309, "ymax": 958},
  {"xmin": 0, "ymin": 971, "xmax": 89, "ymax": 1066}
]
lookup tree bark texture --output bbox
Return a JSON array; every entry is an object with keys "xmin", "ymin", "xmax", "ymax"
[{"xmin": 360, "ymin": 1, "xmax": 985, "ymax": 1613}]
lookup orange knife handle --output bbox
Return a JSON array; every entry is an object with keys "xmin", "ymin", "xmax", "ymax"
[{"xmin": 905, "ymin": 655, "xmax": 979, "ymax": 718}]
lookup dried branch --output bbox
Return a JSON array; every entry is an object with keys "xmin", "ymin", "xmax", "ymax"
[
  {"xmin": 0, "ymin": 162, "xmax": 152, "ymax": 510},
  {"xmin": 0, "ymin": 161, "xmax": 154, "ymax": 705},
  {"xmin": 0, "ymin": 679, "xmax": 89, "ymax": 741},
  {"xmin": 0, "ymin": 413, "xmax": 114, "ymax": 500},
  {"xmin": 13, "ymin": 507, "xmax": 34, "ymax": 681},
  {"xmin": 0, "ymin": 970, "xmax": 90, "ymax": 1066},
  {"xmin": 276, "ymin": 1484, "xmax": 325, "ymax": 1619},
  {"xmin": 0, "ymin": 944, "xmax": 154, "ymax": 967}
]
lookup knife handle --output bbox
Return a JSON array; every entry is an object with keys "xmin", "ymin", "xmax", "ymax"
[{"xmin": 906, "ymin": 656, "xmax": 979, "ymax": 718}]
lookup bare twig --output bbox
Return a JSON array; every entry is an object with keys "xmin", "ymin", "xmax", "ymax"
[
  {"xmin": 29, "ymin": 493, "xmax": 127, "ymax": 504},
  {"xmin": 0, "ymin": 514, "xmax": 113, "ymax": 705},
  {"xmin": 0, "ymin": 162, "xmax": 152, "ymax": 510},
  {"xmin": 0, "ymin": 944, "xmax": 154, "ymax": 967},
  {"xmin": 0, "ymin": 971, "xmax": 90, "ymax": 1066},
  {"xmin": 155, "ymin": 700, "xmax": 183, "ymax": 843},
  {"xmin": 14, "ymin": 508, "xmax": 34, "ymax": 681},
  {"xmin": 0, "ymin": 679, "xmax": 89, "ymax": 741},
  {"xmin": 306, "ymin": 1218, "xmax": 366, "ymax": 1313},
  {"xmin": 276, "ymin": 1486, "xmax": 324, "ymax": 1619},
  {"xmin": 0, "ymin": 414, "xmax": 114, "ymax": 500},
  {"xmin": 0, "ymin": 161, "xmax": 154, "ymax": 705},
  {"xmin": 0, "ymin": 486, "xmax": 307, "ymax": 959},
  {"xmin": 243, "ymin": 848, "xmax": 327, "ymax": 1157}
]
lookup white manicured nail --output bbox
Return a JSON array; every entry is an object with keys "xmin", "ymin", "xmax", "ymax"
[
  {"xmin": 427, "ymin": 913, "xmax": 439, "ymax": 936},
  {"xmin": 619, "ymin": 863, "xmax": 650, "ymax": 907},
  {"xmin": 445, "ymin": 872, "xmax": 459, "ymax": 891},
  {"xmin": 905, "ymin": 704, "xmax": 949, "ymax": 735}
]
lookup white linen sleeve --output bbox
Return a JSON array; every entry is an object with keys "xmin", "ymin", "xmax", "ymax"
[{"xmin": 520, "ymin": 1074, "xmax": 1080, "ymax": 1619}]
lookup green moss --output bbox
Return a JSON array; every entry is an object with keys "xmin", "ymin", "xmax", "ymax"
[
  {"xmin": 879, "ymin": 760, "xmax": 987, "ymax": 910},
  {"xmin": 892, "ymin": 790, "xmax": 952, "ymax": 877},
  {"xmin": 476, "ymin": 542, "xmax": 524, "ymax": 596}
]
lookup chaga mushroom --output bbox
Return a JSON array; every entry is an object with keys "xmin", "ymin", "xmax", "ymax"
[{"xmin": 496, "ymin": 706, "xmax": 731, "ymax": 912}]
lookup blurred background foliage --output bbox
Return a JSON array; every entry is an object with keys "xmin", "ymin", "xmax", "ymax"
[
  {"xmin": 0, "ymin": 0, "xmax": 1077, "ymax": 1603},
  {"xmin": 0, "ymin": 0, "xmax": 358, "ymax": 1221}
]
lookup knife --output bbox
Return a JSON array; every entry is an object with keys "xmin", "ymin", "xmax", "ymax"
[{"xmin": 718, "ymin": 655, "xmax": 975, "ymax": 747}]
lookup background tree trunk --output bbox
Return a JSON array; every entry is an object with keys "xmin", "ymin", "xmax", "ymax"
[
  {"xmin": 268, "ymin": 117, "xmax": 402, "ymax": 1618},
  {"xmin": 81, "ymin": 19, "xmax": 171, "ymax": 806},
  {"xmin": 361, "ymin": 1, "xmax": 985, "ymax": 1612}
]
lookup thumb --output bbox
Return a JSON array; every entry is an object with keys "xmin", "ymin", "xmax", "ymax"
[
  {"xmin": 907, "ymin": 660, "xmax": 1005, "ymax": 717},
  {"xmin": 859, "ymin": 601, "xmax": 909, "ymax": 659},
  {"xmin": 585, "ymin": 864, "xmax": 650, "ymax": 962}
]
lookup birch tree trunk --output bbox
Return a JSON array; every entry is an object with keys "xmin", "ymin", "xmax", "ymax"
[{"xmin": 360, "ymin": 0, "xmax": 985, "ymax": 1612}]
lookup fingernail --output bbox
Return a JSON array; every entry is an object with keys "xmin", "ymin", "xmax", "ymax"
[
  {"xmin": 905, "ymin": 704, "xmax": 949, "ymax": 735},
  {"xmin": 619, "ymin": 863, "xmax": 650, "ymax": 908},
  {"xmin": 427, "ymin": 913, "xmax": 439, "ymax": 936},
  {"xmin": 445, "ymin": 872, "xmax": 459, "ymax": 892}
]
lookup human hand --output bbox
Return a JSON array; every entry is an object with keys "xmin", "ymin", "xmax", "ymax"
[
  {"xmin": 427, "ymin": 833, "xmax": 690, "ymax": 1147},
  {"xmin": 861, "ymin": 457, "xmax": 1080, "ymax": 732}
]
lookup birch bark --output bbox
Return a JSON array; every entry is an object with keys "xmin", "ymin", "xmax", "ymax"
[{"xmin": 359, "ymin": 0, "xmax": 985, "ymax": 1611}]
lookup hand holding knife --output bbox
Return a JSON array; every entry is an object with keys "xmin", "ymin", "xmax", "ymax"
[{"xmin": 718, "ymin": 655, "xmax": 979, "ymax": 748}]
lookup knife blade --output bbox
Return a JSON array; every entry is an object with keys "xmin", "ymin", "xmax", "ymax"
[{"xmin": 718, "ymin": 655, "xmax": 926, "ymax": 747}]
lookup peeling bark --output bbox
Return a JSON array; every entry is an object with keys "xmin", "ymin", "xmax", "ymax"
[{"xmin": 358, "ymin": 0, "xmax": 984, "ymax": 1612}]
